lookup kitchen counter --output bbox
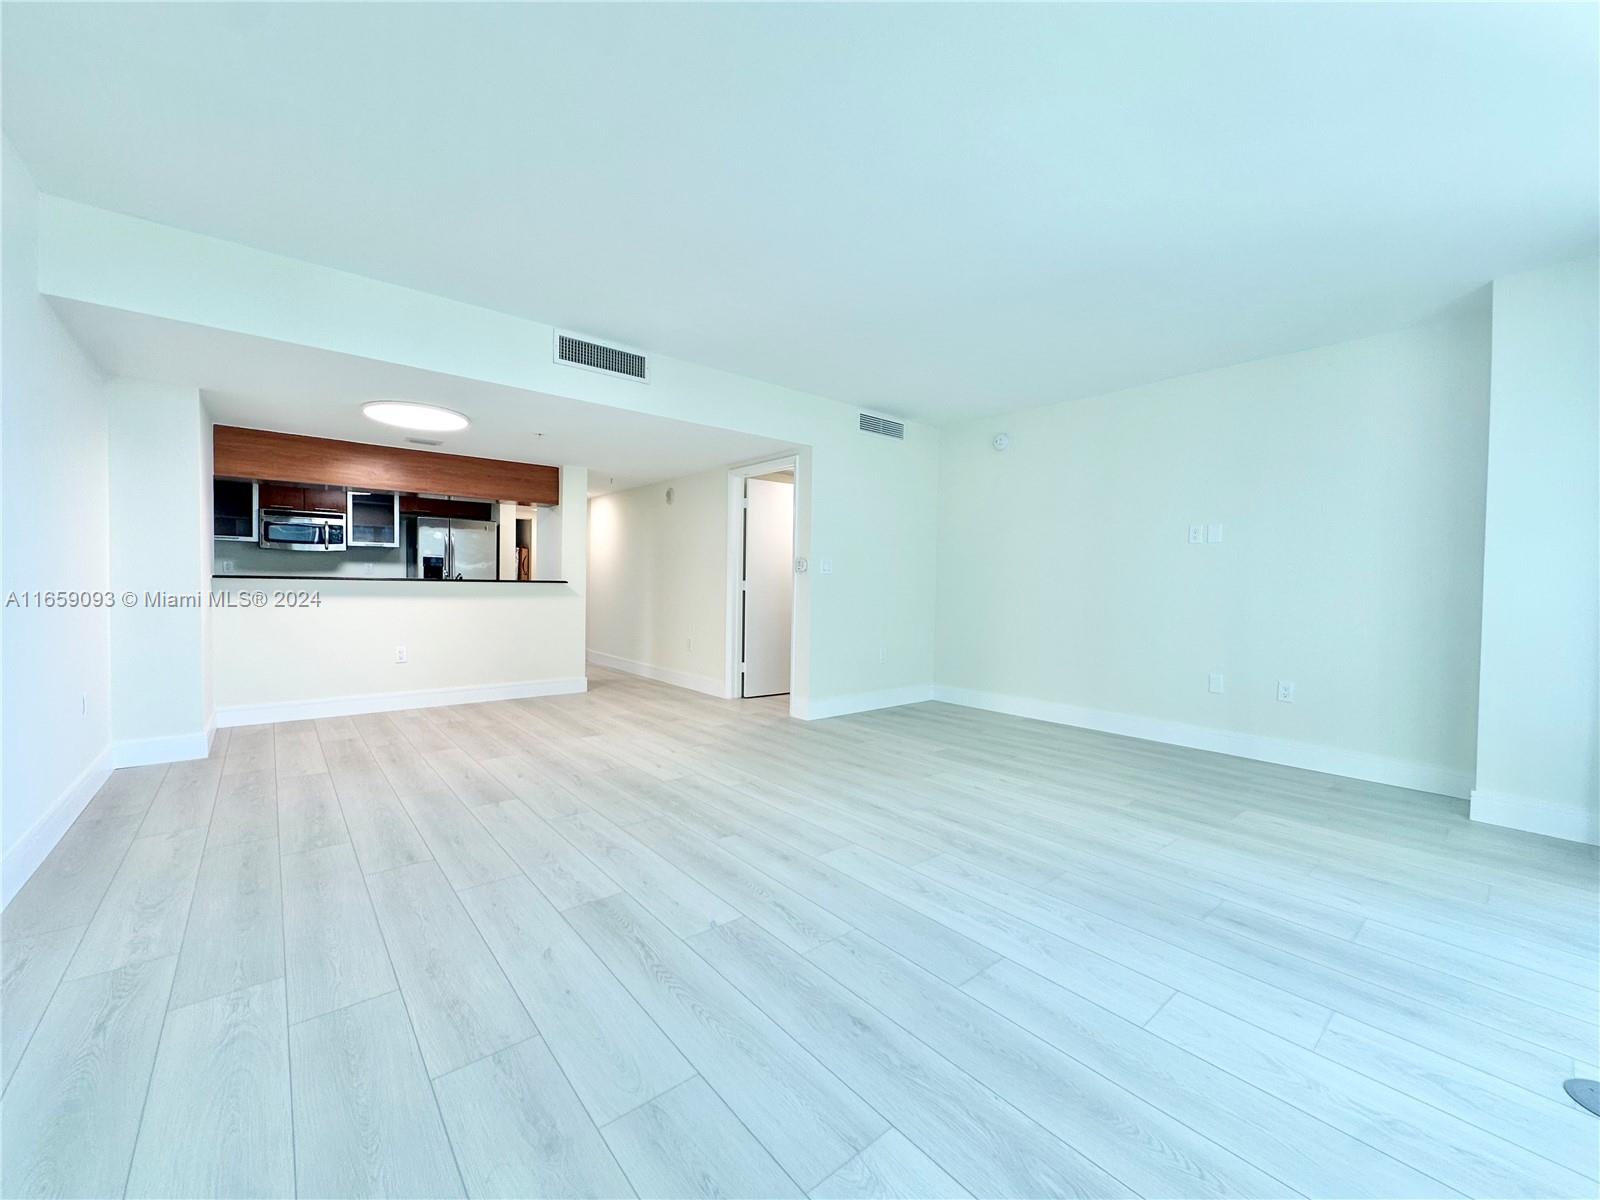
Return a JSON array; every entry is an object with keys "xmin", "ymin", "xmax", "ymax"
[{"xmin": 212, "ymin": 574, "xmax": 568, "ymax": 584}]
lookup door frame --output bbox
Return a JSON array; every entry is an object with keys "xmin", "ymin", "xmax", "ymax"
[{"xmin": 725, "ymin": 455, "xmax": 801, "ymax": 704}]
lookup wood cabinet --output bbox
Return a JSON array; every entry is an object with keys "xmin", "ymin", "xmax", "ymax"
[
  {"xmin": 214, "ymin": 426, "xmax": 559, "ymax": 506},
  {"xmin": 398, "ymin": 494, "xmax": 496, "ymax": 521},
  {"xmin": 305, "ymin": 485, "xmax": 346, "ymax": 512},
  {"xmin": 259, "ymin": 482, "xmax": 301, "ymax": 510},
  {"xmin": 258, "ymin": 483, "xmax": 347, "ymax": 512}
]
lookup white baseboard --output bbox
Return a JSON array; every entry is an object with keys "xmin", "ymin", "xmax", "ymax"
[
  {"xmin": 113, "ymin": 726, "xmax": 214, "ymax": 768},
  {"xmin": 214, "ymin": 676, "xmax": 589, "ymax": 727},
  {"xmin": 931, "ymin": 686, "xmax": 1474, "ymax": 799},
  {"xmin": 793, "ymin": 684, "xmax": 936, "ymax": 721},
  {"xmin": 586, "ymin": 650, "xmax": 729, "ymax": 699},
  {"xmin": 1470, "ymin": 787, "xmax": 1599, "ymax": 845},
  {"xmin": 2, "ymin": 744, "xmax": 112, "ymax": 907}
]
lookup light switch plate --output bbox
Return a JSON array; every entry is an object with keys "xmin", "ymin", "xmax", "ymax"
[
  {"xmin": 1207, "ymin": 523, "xmax": 1224, "ymax": 543},
  {"xmin": 1208, "ymin": 672, "xmax": 1224, "ymax": 694}
]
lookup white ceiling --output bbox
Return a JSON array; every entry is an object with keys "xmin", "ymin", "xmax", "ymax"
[
  {"xmin": 5, "ymin": 3, "xmax": 1597, "ymax": 424},
  {"xmin": 52, "ymin": 300, "xmax": 791, "ymax": 495}
]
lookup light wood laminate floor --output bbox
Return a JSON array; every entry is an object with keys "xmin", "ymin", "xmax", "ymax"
[{"xmin": 3, "ymin": 668, "xmax": 1596, "ymax": 1198}]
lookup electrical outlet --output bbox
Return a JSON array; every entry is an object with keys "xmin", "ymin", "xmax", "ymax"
[
  {"xmin": 1277, "ymin": 680, "xmax": 1295, "ymax": 703},
  {"xmin": 1188, "ymin": 525, "xmax": 1205, "ymax": 544},
  {"xmin": 1208, "ymin": 672, "xmax": 1224, "ymax": 695},
  {"xmin": 395, "ymin": 646, "xmax": 409, "ymax": 665}
]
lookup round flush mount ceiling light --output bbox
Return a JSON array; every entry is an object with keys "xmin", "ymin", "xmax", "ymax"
[{"xmin": 362, "ymin": 401, "xmax": 469, "ymax": 433}]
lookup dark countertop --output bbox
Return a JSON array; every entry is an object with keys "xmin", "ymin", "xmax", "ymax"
[{"xmin": 212, "ymin": 575, "xmax": 569, "ymax": 584}]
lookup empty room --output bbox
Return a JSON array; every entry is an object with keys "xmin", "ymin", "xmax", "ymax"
[{"xmin": 1, "ymin": 4, "xmax": 1596, "ymax": 1199}]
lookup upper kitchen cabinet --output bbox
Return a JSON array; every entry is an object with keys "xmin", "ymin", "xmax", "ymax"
[
  {"xmin": 214, "ymin": 425, "xmax": 558, "ymax": 506},
  {"xmin": 260, "ymin": 482, "xmax": 346, "ymax": 512},
  {"xmin": 348, "ymin": 490, "xmax": 400, "ymax": 547},
  {"xmin": 213, "ymin": 478, "xmax": 258, "ymax": 540}
]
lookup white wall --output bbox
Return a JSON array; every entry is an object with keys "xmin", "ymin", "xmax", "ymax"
[
  {"xmin": 200, "ymin": 397, "xmax": 214, "ymax": 725},
  {"xmin": 211, "ymin": 585, "xmax": 586, "ymax": 720},
  {"xmin": 107, "ymin": 379, "xmax": 212, "ymax": 761},
  {"xmin": 937, "ymin": 310, "xmax": 1493, "ymax": 796},
  {"xmin": 36, "ymin": 197, "xmax": 942, "ymax": 716},
  {"xmin": 45, "ymin": 185, "xmax": 1595, "ymax": 842},
  {"xmin": 1, "ymin": 140, "xmax": 113, "ymax": 901},
  {"xmin": 587, "ymin": 466, "xmax": 732, "ymax": 695},
  {"xmin": 1472, "ymin": 256, "xmax": 1599, "ymax": 843},
  {"xmin": 496, "ymin": 501, "xmax": 517, "ymax": 580},
  {"xmin": 212, "ymin": 467, "xmax": 589, "ymax": 722}
]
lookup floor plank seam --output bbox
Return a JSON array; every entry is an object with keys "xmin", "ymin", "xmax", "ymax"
[
  {"xmin": 120, "ymin": 852, "xmax": 205, "ymax": 1197},
  {"xmin": 270, "ymin": 741, "xmax": 299, "ymax": 1200},
  {"xmin": 336, "ymin": 719, "xmax": 469, "ymax": 1199}
]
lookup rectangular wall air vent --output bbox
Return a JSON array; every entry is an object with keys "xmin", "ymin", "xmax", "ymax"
[
  {"xmin": 555, "ymin": 332, "xmax": 648, "ymax": 382},
  {"xmin": 858, "ymin": 412, "xmax": 905, "ymax": 439}
]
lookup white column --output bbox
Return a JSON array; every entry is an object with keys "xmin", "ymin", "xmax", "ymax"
[
  {"xmin": 1471, "ymin": 255, "xmax": 1599, "ymax": 844},
  {"xmin": 107, "ymin": 381, "xmax": 213, "ymax": 762},
  {"xmin": 558, "ymin": 467, "xmax": 588, "ymax": 692},
  {"xmin": 496, "ymin": 501, "xmax": 518, "ymax": 580},
  {"xmin": 558, "ymin": 466, "xmax": 588, "ymax": 595}
]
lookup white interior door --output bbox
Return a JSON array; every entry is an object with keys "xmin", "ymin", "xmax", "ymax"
[{"xmin": 741, "ymin": 477, "xmax": 794, "ymax": 698}]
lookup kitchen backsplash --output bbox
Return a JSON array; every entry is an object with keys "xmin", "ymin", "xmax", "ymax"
[{"xmin": 214, "ymin": 542, "xmax": 408, "ymax": 578}]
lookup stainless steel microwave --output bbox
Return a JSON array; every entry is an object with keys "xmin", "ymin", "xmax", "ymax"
[{"xmin": 259, "ymin": 508, "xmax": 347, "ymax": 552}]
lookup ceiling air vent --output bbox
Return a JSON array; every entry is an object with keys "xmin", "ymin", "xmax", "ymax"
[
  {"xmin": 858, "ymin": 412, "xmax": 904, "ymax": 440},
  {"xmin": 555, "ymin": 331, "xmax": 648, "ymax": 382}
]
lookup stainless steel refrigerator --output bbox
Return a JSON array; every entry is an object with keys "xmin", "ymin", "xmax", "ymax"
[{"xmin": 416, "ymin": 518, "xmax": 498, "ymax": 580}]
